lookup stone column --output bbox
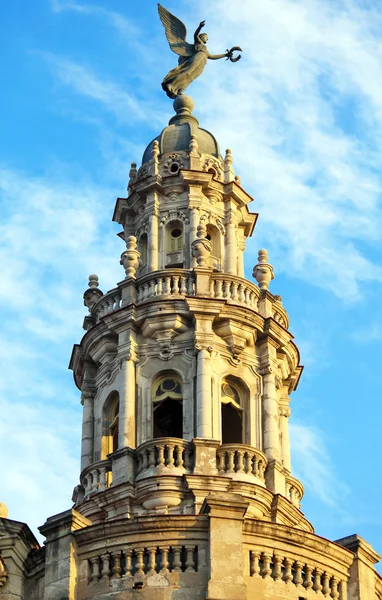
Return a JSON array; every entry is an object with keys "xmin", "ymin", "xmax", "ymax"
[
  {"xmin": 279, "ymin": 403, "xmax": 291, "ymax": 472},
  {"xmin": 80, "ymin": 389, "xmax": 94, "ymax": 472},
  {"xmin": 237, "ymin": 241, "xmax": 245, "ymax": 278},
  {"xmin": 118, "ymin": 355, "xmax": 136, "ymax": 449},
  {"xmin": 262, "ymin": 367, "xmax": 279, "ymax": 461},
  {"xmin": 148, "ymin": 212, "xmax": 159, "ymax": 272},
  {"xmin": 225, "ymin": 221, "xmax": 237, "ymax": 275},
  {"xmin": 189, "ymin": 207, "xmax": 199, "ymax": 267},
  {"xmin": 196, "ymin": 347, "xmax": 212, "ymax": 438}
]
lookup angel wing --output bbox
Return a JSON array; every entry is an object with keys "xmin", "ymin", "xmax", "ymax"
[{"xmin": 158, "ymin": 4, "xmax": 195, "ymax": 58}]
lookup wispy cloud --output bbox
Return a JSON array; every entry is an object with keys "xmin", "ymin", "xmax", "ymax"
[
  {"xmin": 188, "ymin": 0, "xmax": 382, "ymax": 300},
  {"xmin": 50, "ymin": 0, "xmax": 140, "ymax": 36},
  {"xmin": 289, "ymin": 422, "xmax": 350, "ymax": 509}
]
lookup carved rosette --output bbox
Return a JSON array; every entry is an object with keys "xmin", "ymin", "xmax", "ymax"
[
  {"xmin": 191, "ymin": 223, "xmax": 212, "ymax": 267},
  {"xmin": 120, "ymin": 235, "xmax": 141, "ymax": 278}
]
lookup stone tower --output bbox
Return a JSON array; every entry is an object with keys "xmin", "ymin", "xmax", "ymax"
[{"xmin": 0, "ymin": 96, "xmax": 381, "ymax": 600}]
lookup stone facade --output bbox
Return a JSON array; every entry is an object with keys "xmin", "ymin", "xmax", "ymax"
[{"xmin": 1, "ymin": 96, "xmax": 381, "ymax": 600}]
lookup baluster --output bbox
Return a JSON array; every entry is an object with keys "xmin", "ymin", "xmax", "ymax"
[
  {"xmin": 142, "ymin": 449, "xmax": 149, "ymax": 471},
  {"xmin": 147, "ymin": 547, "xmax": 157, "ymax": 576},
  {"xmin": 187, "ymin": 276, "xmax": 194, "ymax": 295},
  {"xmin": 101, "ymin": 553, "xmax": 111, "ymax": 580},
  {"xmin": 209, "ymin": 279, "xmax": 215, "ymax": 296},
  {"xmin": 163, "ymin": 276, "xmax": 171, "ymax": 295},
  {"xmin": 249, "ymin": 290, "xmax": 255, "ymax": 307},
  {"xmin": 124, "ymin": 549, "xmax": 133, "ymax": 578},
  {"xmin": 231, "ymin": 281, "xmax": 238, "ymax": 300},
  {"xmin": 215, "ymin": 279, "xmax": 223, "ymax": 298},
  {"xmin": 303, "ymin": 564, "xmax": 313, "ymax": 589},
  {"xmin": 185, "ymin": 546, "xmax": 195, "ymax": 572},
  {"xmin": 330, "ymin": 577, "xmax": 339, "ymax": 599},
  {"xmin": 273, "ymin": 554, "xmax": 282, "ymax": 581},
  {"xmin": 83, "ymin": 475, "xmax": 90, "ymax": 495},
  {"xmin": 136, "ymin": 549, "xmax": 144, "ymax": 575},
  {"xmin": 250, "ymin": 550, "xmax": 261, "ymax": 577},
  {"xmin": 175, "ymin": 445, "xmax": 183, "ymax": 467},
  {"xmin": 283, "ymin": 557, "xmax": 293, "ymax": 583},
  {"xmin": 313, "ymin": 568, "xmax": 323, "ymax": 592},
  {"xmin": 258, "ymin": 461, "xmax": 265, "ymax": 480},
  {"xmin": 157, "ymin": 444, "xmax": 165, "ymax": 467},
  {"xmin": 160, "ymin": 546, "xmax": 169, "ymax": 574},
  {"xmin": 145, "ymin": 282, "xmax": 152, "ymax": 300},
  {"xmin": 183, "ymin": 446, "xmax": 191, "ymax": 470},
  {"xmin": 223, "ymin": 280, "xmax": 231, "ymax": 299},
  {"xmin": 157, "ymin": 277, "xmax": 163, "ymax": 295},
  {"xmin": 166, "ymin": 444, "xmax": 175, "ymax": 467},
  {"xmin": 293, "ymin": 561, "xmax": 303, "ymax": 585},
  {"xmin": 244, "ymin": 287, "xmax": 250, "ymax": 305},
  {"xmin": 112, "ymin": 551, "xmax": 122, "ymax": 579},
  {"xmin": 217, "ymin": 451, "xmax": 225, "ymax": 473},
  {"xmin": 236, "ymin": 449, "xmax": 244, "ymax": 473},
  {"xmin": 238, "ymin": 284, "xmax": 245, "ymax": 302},
  {"xmin": 251, "ymin": 454, "xmax": 258, "ymax": 477},
  {"xmin": 91, "ymin": 470, "xmax": 98, "ymax": 492},
  {"xmin": 180, "ymin": 276, "xmax": 187, "ymax": 295},
  {"xmin": 90, "ymin": 556, "xmax": 100, "ymax": 582},
  {"xmin": 99, "ymin": 467, "xmax": 107, "ymax": 491},
  {"xmin": 322, "ymin": 572, "xmax": 331, "ymax": 597},
  {"xmin": 244, "ymin": 452, "xmax": 251, "ymax": 474},
  {"xmin": 172, "ymin": 275, "xmax": 180, "ymax": 294},
  {"xmin": 172, "ymin": 545, "xmax": 182, "ymax": 572},
  {"xmin": 149, "ymin": 279, "xmax": 155, "ymax": 298},
  {"xmin": 149, "ymin": 446, "xmax": 156, "ymax": 468},
  {"xmin": 262, "ymin": 553, "xmax": 272, "ymax": 578},
  {"xmin": 227, "ymin": 451, "xmax": 235, "ymax": 473},
  {"xmin": 137, "ymin": 285, "xmax": 143, "ymax": 303}
]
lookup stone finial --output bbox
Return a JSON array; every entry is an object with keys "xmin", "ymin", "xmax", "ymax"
[
  {"xmin": 191, "ymin": 223, "xmax": 212, "ymax": 267},
  {"xmin": 128, "ymin": 162, "xmax": 137, "ymax": 193},
  {"xmin": 151, "ymin": 140, "xmax": 160, "ymax": 161},
  {"xmin": 253, "ymin": 249, "xmax": 275, "ymax": 290},
  {"xmin": 0, "ymin": 503, "xmax": 8, "ymax": 518},
  {"xmin": 120, "ymin": 235, "xmax": 141, "ymax": 279},
  {"xmin": 84, "ymin": 274, "xmax": 103, "ymax": 311},
  {"xmin": 224, "ymin": 148, "xmax": 235, "ymax": 183},
  {"xmin": 88, "ymin": 274, "xmax": 99, "ymax": 288},
  {"xmin": 234, "ymin": 175, "xmax": 241, "ymax": 186}
]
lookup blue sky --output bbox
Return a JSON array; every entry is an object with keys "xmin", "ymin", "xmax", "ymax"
[{"xmin": 1, "ymin": 0, "xmax": 381, "ymax": 567}]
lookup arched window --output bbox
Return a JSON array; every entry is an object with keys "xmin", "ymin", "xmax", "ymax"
[
  {"xmin": 206, "ymin": 224, "xmax": 222, "ymax": 271},
  {"xmin": 221, "ymin": 378, "xmax": 244, "ymax": 444},
  {"xmin": 153, "ymin": 376, "xmax": 183, "ymax": 438},
  {"xmin": 166, "ymin": 222, "xmax": 184, "ymax": 268},
  {"xmin": 102, "ymin": 392, "xmax": 119, "ymax": 457}
]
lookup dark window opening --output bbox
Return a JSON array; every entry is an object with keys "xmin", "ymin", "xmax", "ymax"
[
  {"xmin": 153, "ymin": 398, "xmax": 183, "ymax": 438},
  {"xmin": 222, "ymin": 402, "xmax": 243, "ymax": 444}
]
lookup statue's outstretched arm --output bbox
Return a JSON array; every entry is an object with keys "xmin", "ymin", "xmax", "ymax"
[
  {"xmin": 194, "ymin": 20, "xmax": 205, "ymax": 44},
  {"xmin": 208, "ymin": 51, "xmax": 229, "ymax": 60}
]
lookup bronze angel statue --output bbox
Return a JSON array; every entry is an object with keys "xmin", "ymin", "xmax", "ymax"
[{"xmin": 158, "ymin": 4, "xmax": 242, "ymax": 99}]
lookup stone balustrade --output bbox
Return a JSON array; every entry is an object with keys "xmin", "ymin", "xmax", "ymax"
[
  {"xmin": 285, "ymin": 474, "xmax": 304, "ymax": 508},
  {"xmin": 136, "ymin": 269, "xmax": 195, "ymax": 302},
  {"xmin": 249, "ymin": 548, "xmax": 347, "ymax": 599},
  {"xmin": 217, "ymin": 444, "xmax": 267, "ymax": 483},
  {"xmin": 272, "ymin": 297, "xmax": 289, "ymax": 329},
  {"xmin": 209, "ymin": 273, "xmax": 260, "ymax": 308},
  {"xmin": 81, "ymin": 459, "xmax": 112, "ymax": 496},
  {"xmin": 87, "ymin": 544, "xmax": 198, "ymax": 582},
  {"xmin": 92, "ymin": 288, "xmax": 122, "ymax": 323},
  {"xmin": 136, "ymin": 437, "xmax": 194, "ymax": 480}
]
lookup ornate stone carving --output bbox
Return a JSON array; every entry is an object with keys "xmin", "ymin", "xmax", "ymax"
[
  {"xmin": 128, "ymin": 162, "xmax": 137, "ymax": 193},
  {"xmin": 163, "ymin": 153, "xmax": 185, "ymax": 176},
  {"xmin": 253, "ymin": 249, "xmax": 274, "ymax": 290},
  {"xmin": 120, "ymin": 236, "xmax": 141, "ymax": 278},
  {"xmin": 191, "ymin": 223, "xmax": 212, "ymax": 266},
  {"xmin": 202, "ymin": 156, "xmax": 223, "ymax": 179}
]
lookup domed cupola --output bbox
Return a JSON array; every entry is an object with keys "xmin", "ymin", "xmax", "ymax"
[{"xmin": 142, "ymin": 95, "xmax": 221, "ymax": 164}]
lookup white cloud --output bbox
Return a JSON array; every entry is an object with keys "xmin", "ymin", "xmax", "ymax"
[{"xmin": 289, "ymin": 422, "xmax": 350, "ymax": 509}]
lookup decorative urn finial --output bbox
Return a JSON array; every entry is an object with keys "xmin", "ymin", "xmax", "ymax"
[
  {"xmin": 83, "ymin": 274, "xmax": 103, "ymax": 311},
  {"xmin": 120, "ymin": 235, "xmax": 141, "ymax": 278},
  {"xmin": 253, "ymin": 249, "xmax": 275, "ymax": 290},
  {"xmin": 191, "ymin": 223, "xmax": 212, "ymax": 267}
]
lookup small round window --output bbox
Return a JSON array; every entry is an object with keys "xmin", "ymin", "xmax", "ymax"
[
  {"xmin": 171, "ymin": 229, "xmax": 182, "ymax": 238},
  {"xmin": 170, "ymin": 162, "xmax": 180, "ymax": 174}
]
